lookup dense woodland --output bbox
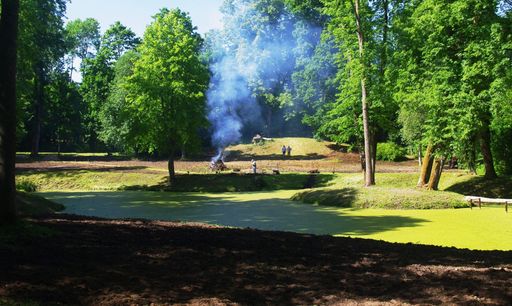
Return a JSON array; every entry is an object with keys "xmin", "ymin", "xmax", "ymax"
[{"xmin": 2, "ymin": 0, "xmax": 512, "ymax": 186}]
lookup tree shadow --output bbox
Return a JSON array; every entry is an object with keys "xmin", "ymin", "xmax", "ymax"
[
  {"xmin": 122, "ymin": 173, "xmax": 336, "ymax": 192},
  {"xmin": 446, "ymin": 176, "xmax": 512, "ymax": 198},
  {"xmin": 1, "ymin": 214, "xmax": 511, "ymax": 305}
]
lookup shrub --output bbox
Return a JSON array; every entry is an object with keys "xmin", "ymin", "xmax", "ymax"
[
  {"xmin": 376, "ymin": 142, "xmax": 407, "ymax": 162},
  {"xmin": 16, "ymin": 180, "xmax": 38, "ymax": 192}
]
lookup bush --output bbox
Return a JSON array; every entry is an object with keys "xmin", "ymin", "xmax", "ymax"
[
  {"xmin": 16, "ymin": 180, "xmax": 38, "ymax": 192},
  {"xmin": 376, "ymin": 142, "xmax": 407, "ymax": 162}
]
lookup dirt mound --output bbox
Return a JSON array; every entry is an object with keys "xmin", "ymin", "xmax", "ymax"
[{"xmin": 1, "ymin": 215, "xmax": 511, "ymax": 305}]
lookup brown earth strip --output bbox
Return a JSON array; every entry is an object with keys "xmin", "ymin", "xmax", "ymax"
[{"xmin": 1, "ymin": 215, "xmax": 511, "ymax": 305}]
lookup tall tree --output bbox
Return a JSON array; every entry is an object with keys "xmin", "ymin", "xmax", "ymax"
[
  {"xmin": 323, "ymin": 0, "xmax": 376, "ymax": 186},
  {"xmin": 64, "ymin": 18, "xmax": 100, "ymax": 80},
  {"xmin": 98, "ymin": 50, "xmax": 139, "ymax": 152},
  {"xmin": 16, "ymin": 0, "xmax": 67, "ymax": 156},
  {"xmin": 80, "ymin": 21, "xmax": 139, "ymax": 151},
  {"xmin": 0, "ymin": 0, "xmax": 20, "ymax": 223},
  {"xmin": 126, "ymin": 8, "xmax": 209, "ymax": 183}
]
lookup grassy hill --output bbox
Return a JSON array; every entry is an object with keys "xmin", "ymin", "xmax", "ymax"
[{"xmin": 226, "ymin": 137, "xmax": 341, "ymax": 160}]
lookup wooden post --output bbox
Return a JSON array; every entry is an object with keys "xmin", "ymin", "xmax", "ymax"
[
  {"xmin": 478, "ymin": 198, "xmax": 481, "ymax": 209},
  {"xmin": 506, "ymin": 201, "xmax": 508, "ymax": 213},
  {"xmin": 469, "ymin": 199, "xmax": 473, "ymax": 210}
]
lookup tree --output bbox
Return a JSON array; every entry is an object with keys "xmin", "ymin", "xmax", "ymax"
[
  {"xmin": 16, "ymin": 0, "xmax": 67, "ymax": 156},
  {"xmin": 64, "ymin": 18, "xmax": 100, "ymax": 79},
  {"xmin": 80, "ymin": 21, "xmax": 139, "ymax": 151},
  {"xmin": 394, "ymin": 0, "xmax": 508, "ymax": 188},
  {"xmin": 323, "ymin": 0, "xmax": 377, "ymax": 186},
  {"xmin": 98, "ymin": 50, "xmax": 139, "ymax": 152},
  {"xmin": 126, "ymin": 8, "xmax": 209, "ymax": 183},
  {"xmin": 0, "ymin": 0, "xmax": 20, "ymax": 223}
]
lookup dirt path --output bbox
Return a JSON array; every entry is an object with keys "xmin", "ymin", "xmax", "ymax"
[
  {"xmin": 1, "ymin": 215, "xmax": 511, "ymax": 305},
  {"xmin": 15, "ymin": 154, "xmax": 420, "ymax": 174}
]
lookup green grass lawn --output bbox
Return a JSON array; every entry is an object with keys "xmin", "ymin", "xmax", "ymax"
[
  {"xmin": 292, "ymin": 172, "xmax": 472, "ymax": 209},
  {"xmin": 17, "ymin": 170, "xmax": 166, "ymax": 191},
  {"xmin": 43, "ymin": 190, "xmax": 512, "ymax": 250},
  {"xmin": 17, "ymin": 170, "xmax": 335, "ymax": 192}
]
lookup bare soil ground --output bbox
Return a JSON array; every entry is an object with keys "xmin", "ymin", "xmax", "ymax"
[
  {"xmin": 15, "ymin": 152, "xmax": 419, "ymax": 174},
  {"xmin": 1, "ymin": 215, "xmax": 511, "ymax": 305}
]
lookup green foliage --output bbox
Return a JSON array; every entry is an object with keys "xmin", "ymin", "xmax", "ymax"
[
  {"xmin": 125, "ymin": 9, "xmax": 209, "ymax": 158},
  {"xmin": 65, "ymin": 18, "xmax": 100, "ymax": 61},
  {"xmin": 394, "ymin": 0, "xmax": 511, "ymax": 177},
  {"xmin": 16, "ymin": 0, "xmax": 68, "ymax": 149},
  {"xmin": 376, "ymin": 142, "xmax": 406, "ymax": 161},
  {"xmin": 80, "ymin": 21, "xmax": 139, "ymax": 151},
  {"xmin": 98, "ymin": 50, "xmax": 139, "ymax": 152},
  {"xmin": 16, "ymin": 180, "xmax": 38, "ymax": 192}
]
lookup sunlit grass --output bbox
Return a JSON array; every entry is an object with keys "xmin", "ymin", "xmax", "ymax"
[
  {"xmin": 17, "ymin": 170, "xmax": 166, "ymax": 191},
  {"xmin": 292, "ymin": 172, "xmax": 475, "ymax": 209},
  {"xmin": 330, "ymin": 206, "xmax": 512, "ymax": 251},
  {"xmin": 227, "ymin": 137, "xmax": 336, "ymax": 157}
]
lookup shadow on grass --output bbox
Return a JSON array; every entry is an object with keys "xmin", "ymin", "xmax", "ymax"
[
  {"xmin": 226, "ymin": 150, "xmax": 328, "ymax": 161},
  {"xmin": 446, "ymin": 176, "xmax": 512, "ymax": 198},
  {"xmin": 1, "ymin": 213, "xmax": 511, "ymax": 305},
  {"xmin": 122, "ymin": 173, "xmax": 336, "ymax": 192}
]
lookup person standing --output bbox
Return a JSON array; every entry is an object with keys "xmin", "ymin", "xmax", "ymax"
[
  {"xmin": 281, "ymin": 145, "xmax": 286, "ymax": 157},
  {"xmin": 287, "ymin": 145, "xmax": 292, "ymax": 157},
  {"xmin": 251, "ymin": 159, "xmax": 257, "ymax": 174}
]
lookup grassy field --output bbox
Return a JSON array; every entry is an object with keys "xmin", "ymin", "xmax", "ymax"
[{"xmin": 226, "ymin": 137, "xmax": 338, "ymax": 159}]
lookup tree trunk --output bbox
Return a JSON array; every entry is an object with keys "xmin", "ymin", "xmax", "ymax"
[
  {"xmin": 427, "ymin": 157, "xmax": 443, "ymax": 191},
  {"xmin": 417, "ymin": 144, "xmax": 422, "ymax": 167},
  {"xmin": 417, "ymin": 144, "xmax": 433, "ymax": 187},
  {"xmin": 180, "ymin": 146, "xmax": 186, "ymax": 160},
  {"xmin": 353, "ymin": 0, "xmax": 374, "ymax": 186},
  {"xmin": 370, "ymin": 131, "xmax": 376, "ymax": 184},
  {"xmin": 167, "ymin": 153, "xmax": 176, "ymax": 185},
  {"xmin": 0, "ymin": 0, "xmax": 20, "ymax": 223},
  {"xmin": 379, "ymin": 0, "xmax": 389, "ymax": 78},
  {"xmin": 468, "ymin": 145, "xmax": 477, "ymax": 175},
  {"xmin": 30, "ymin": 65, "xmax": 44, "ymax": 157},
  {"xmin": 479, "ymin": 125, "xmax": 497, "ymax": 179}
]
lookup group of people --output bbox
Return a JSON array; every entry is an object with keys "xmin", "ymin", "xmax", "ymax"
[{"xmin": 281, "ymin": 145, "xmax": 292, "ymax": 157}]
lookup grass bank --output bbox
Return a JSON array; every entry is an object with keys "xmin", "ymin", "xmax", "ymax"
[
  {"xmin": 291, "ymin": 172, "xmax": 482, "ymax": 209},
  {"xmin": 17, "ymin": 170, "xmax": 335, "ymax": 192}
]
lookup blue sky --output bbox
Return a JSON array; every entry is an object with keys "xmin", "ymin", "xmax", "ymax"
[{"xmin": 65, "ymin": 0, "xmax": 225, "ymax": 36}]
